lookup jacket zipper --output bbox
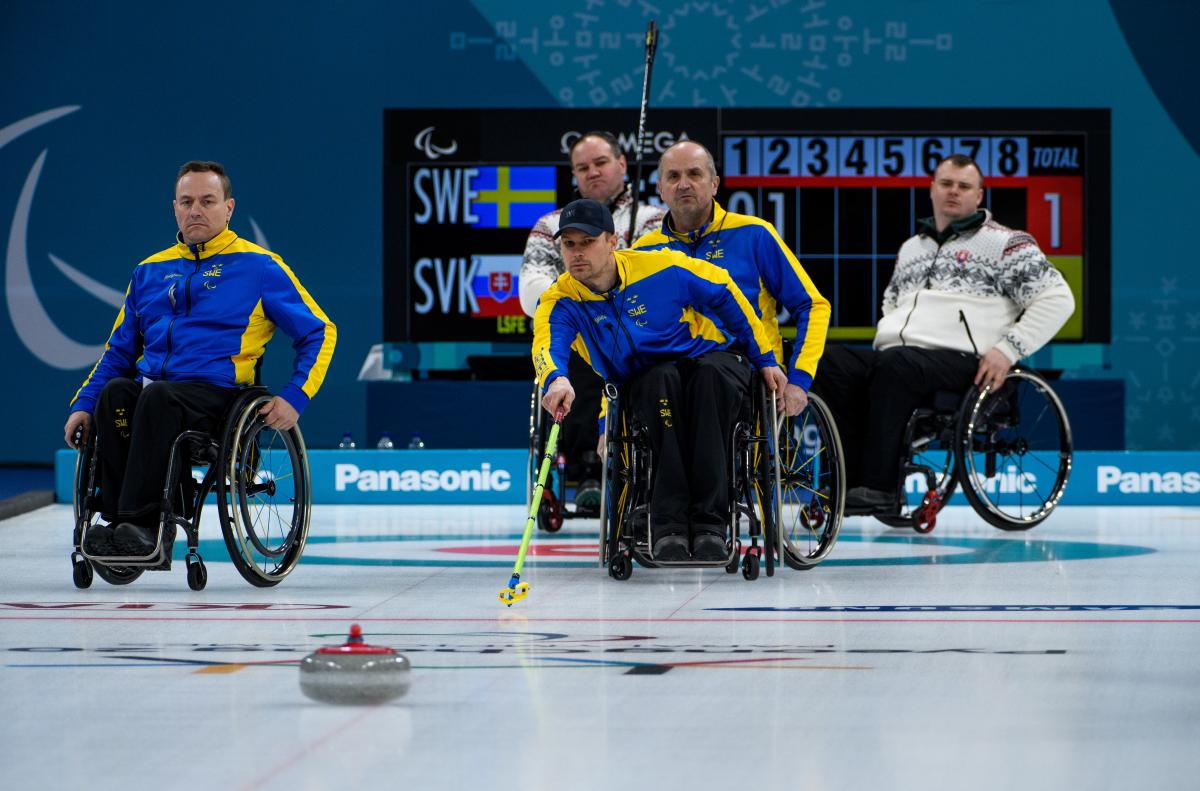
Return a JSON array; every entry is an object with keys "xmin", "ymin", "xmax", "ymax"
[
  {"xmin": 161, "ymin": 249, "xmax": 202, "ymax": 378},
  {"xmin": 897, "ymin": 239, "xmax": 947, "ymax": 346}
]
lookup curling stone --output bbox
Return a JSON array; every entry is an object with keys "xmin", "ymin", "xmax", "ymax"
[{"xmin": 299, "ymin": 624, "xmax": 411, "ymax": 704}]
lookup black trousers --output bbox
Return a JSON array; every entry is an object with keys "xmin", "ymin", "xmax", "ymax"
[
  {"xmin": 93, "ymin": 378, "xmax": 238, "ymax": 526},
  {"xmin": 561, "ymin": 351, "xmax": 602, "ymax": 482},
  {"xmin": 627, "ymin": 350, "xmax": 751, "ymax": 538},
  {"xmin": 810, "ymin": 345, "xmax": 979, "ymax": 491}
]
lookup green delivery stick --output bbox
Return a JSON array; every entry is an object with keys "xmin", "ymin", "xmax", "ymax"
[{"xmin": 499, "ymin": 407, "xmax": 565, "ymax": 606}]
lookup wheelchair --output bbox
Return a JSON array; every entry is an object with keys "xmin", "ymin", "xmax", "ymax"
[
  {"xmin": 527, "ymin": 380, "xmax": 601, "ymax": 532},
  {"xmin": 864, "ymin": 366, "xmax": 1072, "ymax": 532},
  {"xmin": 71, "ymin": 386, "xmax": 312, "ymax": 590},
  {"xmin": 597, "ymin": 374, "xmax": 845, "ymax": 581}
]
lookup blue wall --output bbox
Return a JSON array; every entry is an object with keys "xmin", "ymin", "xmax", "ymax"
[{"xmin": 2, "ymin": 0, "xmax": 1196, "ymax": 462}]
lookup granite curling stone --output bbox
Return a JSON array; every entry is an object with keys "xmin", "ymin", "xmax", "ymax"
[{"xmin": 299, "ymin": 624, "xmax": 411, "ymax": 704}]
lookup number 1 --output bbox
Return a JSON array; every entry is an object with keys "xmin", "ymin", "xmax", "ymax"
[{"xmin": 1043, "ymin": 193, "xmax": 1061, "ymax": 249}]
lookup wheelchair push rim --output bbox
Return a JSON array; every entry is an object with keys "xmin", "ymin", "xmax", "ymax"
[
  {"xmin": 954, "ymin": 369, "xmax": 1073, "ymax": 530},
  {"xmin": 776, "ymin": 393, "xmax": 845, "ymax": 569},
  {"xmin": 217, "ymin": 393, "xmax": 311, "ymax": 585}
]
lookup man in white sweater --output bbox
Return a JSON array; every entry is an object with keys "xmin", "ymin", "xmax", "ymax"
[
  {"xmin": 518, "ymin": 132, "xmax": 663, "ymax": 509},
  {"xmin": 811, "ymin": 154, "xmax": 1075, "ymax": 510}
]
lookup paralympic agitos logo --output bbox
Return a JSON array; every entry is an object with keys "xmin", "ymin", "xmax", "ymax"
[{"xmin": 1, "ymin": 107, "xmax": 274, "ymax": 371}]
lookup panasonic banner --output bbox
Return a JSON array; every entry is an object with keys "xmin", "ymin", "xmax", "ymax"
[
  {"xmin": 55, "ymin": 449, "xmax": 527, "ymax": 505},
  {"xmin": 314, "ymin": 449, "xmax": 525, "ymax": 505},
  {"xmin": 55, "ymin": 449, "xmax": 1198, "ymax": 507}
]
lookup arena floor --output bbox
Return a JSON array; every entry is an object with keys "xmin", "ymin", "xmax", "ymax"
[{"xmin": 1, "ymin": 503, "xmax": 1197, "ymax": 790}]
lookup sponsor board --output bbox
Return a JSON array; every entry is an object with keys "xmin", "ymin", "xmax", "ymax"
[
  {"xmin": 54, "ymin": 450, "xmax": 1199, "ymax": 506},
  {"xmin": 56, "ymin": 448, "xmax": 526, "ymax": 505}
]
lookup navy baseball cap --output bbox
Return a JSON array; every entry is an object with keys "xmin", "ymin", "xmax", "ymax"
[{"xmin": 554, "ymin": 198, "xmax": 615, "ymax": 238}]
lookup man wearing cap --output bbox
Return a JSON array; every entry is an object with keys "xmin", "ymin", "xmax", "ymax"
[
  {"xmin": 519, "ymin": 132, "xmax": 665, "ymax": 512},
  {"xmin": 533, "ymin": 198, "xmax": 787, "ymax": 562}
]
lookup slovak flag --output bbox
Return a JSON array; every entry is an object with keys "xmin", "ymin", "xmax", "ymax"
[{"xmin": 471, "ymin": 255, "xmax": 525, "ymax": 317}]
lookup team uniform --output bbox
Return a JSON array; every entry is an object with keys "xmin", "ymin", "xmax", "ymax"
[
  {"xmin": 71, "ymin": 226, "xmax": 336, "ymax": 528},
  {"xmin": 533, "ymin": 247, "xmax": 777, "ymax": 539},
  {"xmin": 634, "ymin": 200, "xmax": 829, "ymax": 391},
  {"xmin": 813, "ymin": 209, "xmax": 1075, "ymax": 491},
  {"xmin": 520, "ymin": 185, "xmax": 664, "ymax": 489}
]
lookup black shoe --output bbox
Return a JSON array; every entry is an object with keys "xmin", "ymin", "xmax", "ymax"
[
  {"xmin": 82, "ymin": 523, "xmax": 115, "ymax": 555},
  {"xmin": 692, "ymin": 533, "xmax": 727, "ymax": 562},
  {"xmin": 111, "ymin": 522, "xmax": 160, "ymax": 557},
  {"xmin": 846, "ymin": 486, "xmax": 895, "ymax": 510},
  {"xmin": 574, "ymin": 479, "xmax": 601, "ymax": 514},
  {"xmin": 652, "ymin": 534, "xmax": 690, "ymax": 562}
]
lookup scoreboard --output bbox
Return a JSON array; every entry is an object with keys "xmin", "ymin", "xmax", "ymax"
[{"xmin": 384, "ymin": 108, "xmax": 1109, "ymax": 345}]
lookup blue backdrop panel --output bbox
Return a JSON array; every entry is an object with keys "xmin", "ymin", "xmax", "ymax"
[{"xmin": 5, "ymin": 1, "xmax": 1199, "ymax": 461}]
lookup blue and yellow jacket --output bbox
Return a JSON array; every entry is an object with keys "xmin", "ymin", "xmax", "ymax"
[
  {"xmin": 532, "ymin": 248, "xmax": 778, "ymax": 394},
  {"xmin": 634, "ymin": 201, "xmax": 829, "ymax": 390},
  {"xmin": 70, "ymin": 227, "xmax": 336, "ymax": 415}
]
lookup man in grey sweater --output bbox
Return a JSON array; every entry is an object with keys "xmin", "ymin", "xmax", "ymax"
[{"xmin": 811, "ymin": 154, "xmax": 1075, "ymax": 509}]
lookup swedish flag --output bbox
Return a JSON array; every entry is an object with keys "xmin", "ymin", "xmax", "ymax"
[{"xmin": 471, "ymin": 166, "xmax": 556, "ymax": 228}]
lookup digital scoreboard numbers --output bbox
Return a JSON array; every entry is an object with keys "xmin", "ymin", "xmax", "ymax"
[
  {"xmin": 384, "ymin": 109, "xmax": 1109, "ymax": 345},
  {"xmin": 718, "ymin": 129, "xmax": 1093, "ymax": 340}
]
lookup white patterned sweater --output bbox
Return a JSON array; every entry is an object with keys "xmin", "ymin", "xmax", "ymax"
[
  {"xmin": 518, "ymin": 185, "xmax": 665, "ymax": 318},
  {"xmin": 875, "ymin": 210, "xmax": 1075, "ymax": 363}
]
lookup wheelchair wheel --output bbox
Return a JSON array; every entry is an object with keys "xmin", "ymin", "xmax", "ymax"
[
  {"xmin": 599, "ymin": 389, "xmax": 646, "ymax": 569},
  {"xmin": 778, "ymin": 394, "xmax": 845, "ymax": 570},
  {"xmin": 95, "ymin": 564, "xmax": 142, "ymax": 585},
  {"xmin": 526, "ymin": 380, "xmax": 542, "ymax": 510},
  {"xmin": 536, "ymin": 490, "xmax": 563, "ymax": 532},
  {"xmin": 954, "ymin": 369, "xmax": 1072, "ymax": 530},
  {"xmin": 880, "ymin": 409, "xmax": 959, "ymax": 530},
  {"xmin": 72, "ymin": 558, "xmax": 92, "ymax": 589},
  {"xmin": 72, "ymin": 434, "xmax": 144, "ymax": 586},
  {"xmin": 217, "ymin": 391, "xmax": 311, "ymax": 587}
]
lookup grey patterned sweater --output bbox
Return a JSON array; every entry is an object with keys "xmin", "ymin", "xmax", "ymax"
[
  {"xmin": 875, "ymin": 210, "xmax": 1075, "ymax": 362},
  {"xmin": 518, "ymin": 185, "xmax": 665, "ymax": 317}
]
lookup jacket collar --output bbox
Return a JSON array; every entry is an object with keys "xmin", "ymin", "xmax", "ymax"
[
  {"xmin": 662, "ymin": 200, "xmax": 727, "ymax": 244},
  {"xmin": 917, "ymin": 209, "xmax": 988, "ymax": 245},
  {"xmin": 174, "ymin": 226, "xmax": 238, "ymax": 260}
]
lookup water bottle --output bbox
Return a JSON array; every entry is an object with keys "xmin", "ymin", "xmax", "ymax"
[
  {"xmin": 407, "ymin": 434, "xmax": 425, "ymax": 450},
  {"xmin": 376, "ymin": 431, "xmax": 395, "ymax": 450},
  {"xmin": 337, "ymin": 431, "xmax": 356, "ymax": 449}
]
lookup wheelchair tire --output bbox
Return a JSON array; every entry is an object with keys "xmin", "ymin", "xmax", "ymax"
[
  {"xmin": 186, "ymin": 556, "xmax": 208, "ymax": 591},
  {"xmin": 526, "ymin": 380, "xmax": 542, "ymax": 510},
  {"xmin": 742, "ymin": 552, "xmax": 760, "ymax": 581},
  {"xmin": 537, "ymin": 491, "xmax": 563, "ymax": 532},
  {"xmin": 94, "ymin": 564, "xmax": 142, "ymax": 586},
  {"xmin": 72, "ymin": 558, "xmax": 92, "ymax": 589},
  {"xmin": 725, "ymin": 541, "xmax": 741, "ymax": 574},
  {"xmin": 216, "ymin": 389, "xmax": 311, "ymax": 587},
  {"xmin": 954, "ymin": 369, "xmax": 1072, "ymax": 530},
  {"xmin": 779, "ymin": 394, "xmax": 846, "ymax": 570},
  {"xmin": 608, "ymin": 553, "xmax": 632, "ymax": 581}
]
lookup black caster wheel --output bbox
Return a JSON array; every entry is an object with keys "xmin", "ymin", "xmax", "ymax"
[
  {"xmin": 725, "ymin": 542, "xmax": 741, "ymax": 574},
  {"xmin": 742, "ymin": 552, "xmax": 760, "ymax": 581},
  {"xmin": 72, "ymin": 558, "xmax": 93, "ymax": 589},
  {"xmin": 537, "ymin": 495, "xmax": 563, "ymax": 533},
  {"xmin": 186, "ymin": 555, "xmax": 207, "ymax": 591},
  {"xmin": 608, "ymin": 553, "xmax": 633, "ymax": 581}
]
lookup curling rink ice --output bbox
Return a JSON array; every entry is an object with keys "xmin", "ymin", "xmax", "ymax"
[{"xmin": 2, "ymin": 503, "xmax": 1198, "ymax": 791}]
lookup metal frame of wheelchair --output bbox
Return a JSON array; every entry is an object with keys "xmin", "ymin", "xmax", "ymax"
[
  {"xmin": 597, "ymin": 377, "xmax": 846, "ymax": 581},
  {"xmin": 71, "ymin": 386, "xmax": 312, "ymax": 590},
  {"xmin": 867, "ymin": 366, "xmax": 1073, "ymax": 533},
  {"xmin": 527, "ymin": 382, "xmax": 601, "ymax": 532}
]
